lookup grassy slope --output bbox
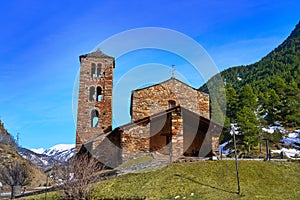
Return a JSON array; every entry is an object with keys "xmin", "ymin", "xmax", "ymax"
[
  {"xmin": 19, "ymin": 161, "xmax": 300, "ymax": 200},
  {"xmin": 93, "ymin": 161, "xmax": 300, "ymax": 200},
  {"xmin": 0, "ymin": 121, "xmax": 48, "ymax": 189},
  {"xmin": 0, "ymin": 144, "xmax": 48, "ymax": 189}
]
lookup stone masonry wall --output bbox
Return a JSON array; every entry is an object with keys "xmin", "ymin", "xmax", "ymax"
[
  {"xmin": 169, "ymin": 109, "xmax": 184, "ymax": 160},
  {"xmin": 76, "ymin": 52, "xmax": 114, "ymax": 151},
  {"xmin": 120, "ymin": 122, "xmax": 151, "ymax": 162},
  {"xmin": 121, "ymin": 108, "xmax": 184, "ymax": 163},
  {"xmin": 131, "ymin": 78, "xmax": 209, "ymax": 122}
]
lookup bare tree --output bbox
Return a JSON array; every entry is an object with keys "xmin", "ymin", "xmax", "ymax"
[
  {"xmin": 55, "ymin": 153, "xmax": 103, "ymax": 200},
  {"xmin": 0, "ymin": 161, "xmax": 31, "ymax": 199}
]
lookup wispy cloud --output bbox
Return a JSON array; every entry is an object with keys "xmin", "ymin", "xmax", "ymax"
[{"xmin": 208, "ymin": 36, "xmax": 286, "ymax": 70}]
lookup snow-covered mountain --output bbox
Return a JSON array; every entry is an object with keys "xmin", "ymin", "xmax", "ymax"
[
  {"xmin": 30, "ymin": 147, "xmax": 45, "ymax": 154},
  {"xmin": 19, "ymin": 144, "xmax": 76, "ymax": 170},
  {"xmin": 37, "ymin": 144, "xmax": 75, "ymax": 162},
  {"xmin": 18, "ymin": 147, "xmax": 59, "ymax": 170}
]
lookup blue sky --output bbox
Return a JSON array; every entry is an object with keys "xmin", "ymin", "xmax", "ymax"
[{"xmin": 0, "ymin": 0, "xmax": 299, "ymax": 149}]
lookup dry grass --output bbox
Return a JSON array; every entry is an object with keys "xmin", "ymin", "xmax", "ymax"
[
  {"xmin": 18, "ymin": 160, "xmax": 300, "ymax": 200},
  {"xmin": 0, "ymin": 144, "xmax": 48, "ymax": 189}
]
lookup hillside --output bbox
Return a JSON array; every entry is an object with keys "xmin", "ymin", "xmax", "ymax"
[
  {"xmin": 198, "ymin": 21, "xmax": 300, "ymax": 155},
  {"xmin": 20, "ymin": 160, "xmax": 300, "ymax": 200},
  {"xmin": 0, "ymin": 120, "xmax": 48, "ymax": 189},
  {"xmin": 200, "ymin": 21, "xmax": 300, "ymax": 128},
  {"xmin": 94, "ymin": 161, "xmax": 300, "ymax": 200},
  {"xmin": 202, "ymin": 21, "xmax": 300, "ymax": 92}
]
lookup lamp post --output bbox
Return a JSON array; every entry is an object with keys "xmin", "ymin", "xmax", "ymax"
[
  {"xmin": 231, "ymin": 125, "xmax": 241, "ymax": 195},
  {"xmin": 265, "ymin": 139, "xmax": 270, "ymax": 160},
  {"xmin": 0, "ymin": 181, "xmax": 2, "ymax": 197}
]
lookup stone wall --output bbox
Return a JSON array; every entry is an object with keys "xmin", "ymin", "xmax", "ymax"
[
  {"xmin": 121, "ymin": 108, "xmax": 185, "ymax": 162},
  {"xmin": 169, "ymin": 109, "xmax": 184, "ymax": 160},
  {"xmin": 82, "ymin": 106, "xmax": 221, "ymax": 167},
  {"xmin": 211, "ymin": 136, "xmax": 219, "ymax": 154},
  {"xmin": 76, "ymin": 50, "xmax": 114, "ymax": 151},
  {"xmin": 131, "ymin": 78, "xmax": 209, "ymax": 122},
  {"xmin": 120, "ymin": 121, "xmax": 151, "ymax": 162}
]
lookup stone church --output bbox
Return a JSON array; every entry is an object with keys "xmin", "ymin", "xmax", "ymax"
[{"xmin": 76, "ymin": 49, "xmax": 224, "ymax": 168}]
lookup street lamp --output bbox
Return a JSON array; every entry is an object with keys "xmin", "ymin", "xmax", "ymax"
[
  {"xmin": 231, "ymin": 124, "xmax": 241, "ymax": 195},
  {"xmin": 0, "ymin": 181, "xmax": 2, "ymax": 197}
]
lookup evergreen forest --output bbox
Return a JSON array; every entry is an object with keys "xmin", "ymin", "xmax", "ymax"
[{"xmin": 200, "ymin": 21, "xmax": 300, "ymax": 155}]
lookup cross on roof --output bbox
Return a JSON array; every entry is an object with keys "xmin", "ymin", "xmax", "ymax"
[{"xmin": 171, "ymin": 64, "xmax": 175, "ymax": 78}]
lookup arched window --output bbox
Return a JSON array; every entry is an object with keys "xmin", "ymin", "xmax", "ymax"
[
  {"xmin": 91, "ymin": 63, "xmax": 96, "ymax": 78},
  {"xmin": 96, "ymin": 87, "xmax": 102, "ymax": 102},
  {"xmin": 97, "ymin": 63, "xmax": 102, "ymax": 77},
  {"xmin": 91, "ymin": 109, "xmax": 99, "ymax": 127},
  {"xmin": 89, "ymin": 86, "xmax": 95, "ymax": 102},
  {"xmin": 168, "ymin": 100, "xmax": 176, "ymax": 108}
]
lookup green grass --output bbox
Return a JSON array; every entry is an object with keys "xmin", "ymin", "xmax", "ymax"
[
  {"xmin": 116, "ymin": 155, "xmax": 154, "ymax": 169},
  {"xmin": 19, "ymin": 160, "xmax": 300, "ymax": 200},
  {"xmin": 19, "ymin": 191, "xmax": 59, "ymax": 200},
  {"xmin": 93, "ymin": 160, "xmax": 300, "ymax": 200}
]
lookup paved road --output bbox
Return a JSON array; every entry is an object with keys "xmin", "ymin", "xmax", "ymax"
[
  {"xmin": 0, "ymin": 192, "xmax": 10, "ymax": 197},
  {"xmin": 0, "ymin": 188, "xmax": 48, "ymax": 198}
]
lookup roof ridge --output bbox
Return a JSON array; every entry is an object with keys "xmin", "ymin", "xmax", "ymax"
[
  {"xmin": 133, "ymin": 77, "xmax": 202, "ymax": 92},
  {"xmin": 79, "ymin": 48, "xmax": 114, "ymax": 60}
]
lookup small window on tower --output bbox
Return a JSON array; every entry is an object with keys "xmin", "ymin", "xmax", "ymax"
[
  {"xmin": 97, "ymin": 63, "xmax": 102, "ymax": 77},
  {"xmin": 89, "ymin": 86, "xmax": 95, "ymax": 102},
  {"xmin": 91, "ymin": 109, "xmax": 99, "ymax": 127},
  {"xmin": 168, "ymin": 100, "xmax": 176, "ymax": 108},
  {"xmin": 96, "ymin": 86, "xmax": 102, "ymax": 102},
  {"xmin": 91, "ymin": 63, "xmax": 96, "ymax": 78}
]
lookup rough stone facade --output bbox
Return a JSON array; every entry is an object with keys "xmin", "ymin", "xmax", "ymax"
[
  {"xmin": 76, "ymin": 49, "xmax": 114, "ymax": 151},
  {"xmin": 76, "ymin": 49, "xmax": 224, "ymax": 167},
  {"xmin": 85, "ymin": 106, "xmax": 223, "ymax": 165},
  {"xmin": 131, "ymin": 78, "xmax": 209, "ymax": 121},
  {"xmin": 121, "ymin": 107, "xmax": 184, "ymax": 162}
]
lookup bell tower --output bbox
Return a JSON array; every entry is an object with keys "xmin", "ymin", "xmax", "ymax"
[{"xmin": 76, "ymin": 49, "xmax": 114, "ymax": 151}]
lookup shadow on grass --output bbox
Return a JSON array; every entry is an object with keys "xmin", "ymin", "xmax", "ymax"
[{"xmin": 174, "ymin": 174, "xmax": 241, "ymax": 196}]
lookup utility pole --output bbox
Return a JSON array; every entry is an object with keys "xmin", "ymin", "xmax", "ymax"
[
  {"xmin": 16, "ymin": 132, "xmax": 20, "ymax": 147},
  {"xmin": 231, "ymin": 125, "xmax": 241, "ymax": 195},
  {"xmin": 265, "ymin": 139, "xmax": 269, "ymax": 160}
]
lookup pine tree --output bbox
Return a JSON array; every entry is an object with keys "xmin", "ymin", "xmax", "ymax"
[
  {"xmin": 226, "ymin": 87, "xmax": 238, "ymax": 122},
  {"xmin": 265, "ymin": 89, "xmax": 281, "ymax": 124},
  {"xmin": 282, "ymin": 79, "xmax": 300, "ymax": 126},
  {"xmin": 239, "ymin": 84, "xmax": 257, "ymax": 112},
  {"xmin": 219, "ymin": 116, "xmax": 232, "ymax": 144},
  {"xmin": 236, "ymin": 107, "xmax": 260, "ymax": 153}
]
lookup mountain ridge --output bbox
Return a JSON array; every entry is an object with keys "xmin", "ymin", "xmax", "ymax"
[
  {"xmin": 201, "ymin": 20, "xmax": 300, "ymax": 90},
  {"xmin": 200, "ymin": 20, "xmax": 300, "ymax": 127},
  {"xmin": 18, "ymin": 143, "xmax": 75, "ymax": 170}
]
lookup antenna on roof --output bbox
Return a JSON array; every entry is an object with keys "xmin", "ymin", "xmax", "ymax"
[{"xmin": 171, "ymin": 64, "xmax": 175, "ymax": 78}]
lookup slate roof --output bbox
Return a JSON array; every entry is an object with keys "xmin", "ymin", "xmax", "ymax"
[
  {"xmin": 117, "ymin": 106, "xmax": 224, "ymax": 132},
  {"xmin": 79, "ymin": 48, "xmax": 114, "ymax": 60}
]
